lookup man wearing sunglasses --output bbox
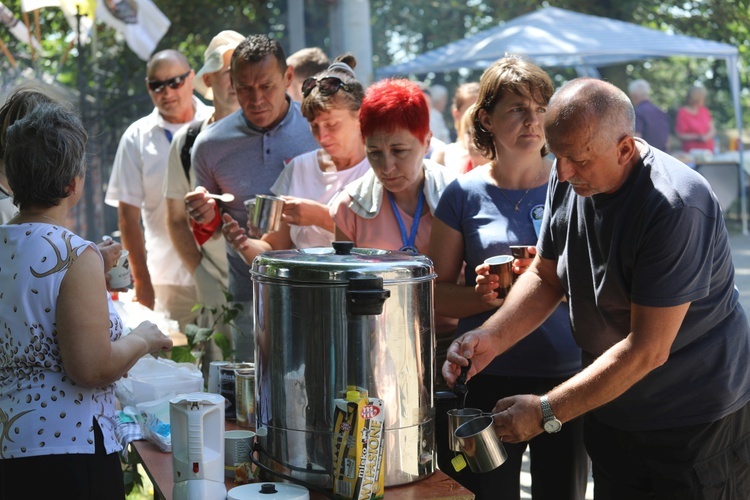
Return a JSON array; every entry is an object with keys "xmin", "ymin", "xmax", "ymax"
[
  {"xmin": 105, "ymin": 49, "xmax": 212, "ymax": 334},
  {"xmin": 184, "ymin": 34, "xmax": 318, "ymax": 363}
]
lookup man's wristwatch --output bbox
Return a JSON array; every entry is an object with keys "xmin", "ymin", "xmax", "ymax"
[{"xmin": 540, "ymin": 395, "xmax": 562, "ymax": 434}]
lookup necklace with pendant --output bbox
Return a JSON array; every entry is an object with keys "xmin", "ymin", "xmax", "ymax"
[{"xmin": 496, "ymin": 165, "xmax": 544, "ymax": 211}]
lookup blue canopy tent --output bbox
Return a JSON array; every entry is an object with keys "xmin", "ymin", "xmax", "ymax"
[{"xmin": 377, "ymin": 7, "xmax": 747, "ymax": 233}]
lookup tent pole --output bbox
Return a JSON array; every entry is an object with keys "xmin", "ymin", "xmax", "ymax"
[{"xmin": 727, "ymin": 55, "xmax": 747, "ymax": 235}]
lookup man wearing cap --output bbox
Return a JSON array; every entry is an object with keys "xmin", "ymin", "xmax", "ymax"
[
  {"xmin": 105, "ymin": 49, "xmax": 212, "ymax": 332},
  {"xmin": 185, "ymin": 34, "xmax": 318, "ymax": 362},
  {"xmin": 164, "ymin": 31, "xmax": 243, "ymax": 365}
]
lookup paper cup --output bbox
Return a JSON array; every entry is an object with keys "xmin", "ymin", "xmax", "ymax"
[
  {"xmin": 224, "ymin": 429, "xmax": 255, "ymax": 479},
  {"xmin": 106, "ymin": 250, "xmax": 131, "ymax": 289}
]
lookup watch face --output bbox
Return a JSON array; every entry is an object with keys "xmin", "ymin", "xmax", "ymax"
[{"xmin": 544, "ymin": 418, "xmax": 562, "ymax": 433}]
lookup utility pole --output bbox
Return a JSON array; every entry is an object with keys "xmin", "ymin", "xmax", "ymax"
[
  {"xmin": 329, "ymin": 0, "xmax": 374, "ymax": 87},
  {"xmin": 288, "ymin": 0, "xmax": 305, "ymax": 54}
]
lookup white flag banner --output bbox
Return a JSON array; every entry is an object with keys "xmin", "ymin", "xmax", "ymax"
[
  {"xmin": 0, "ymin": 2, "xmax": 42, "ymax": 49},
  {"xmin": 96, "ymin": 0, "xmax": 170, "ymax": 61},
  {"xmin": 20, "ymin": 0, "xmax": 93, "ymax": 44},
  {"xmin": 20, "ymin": 0, "xmax": 62, "ymax": 11}
]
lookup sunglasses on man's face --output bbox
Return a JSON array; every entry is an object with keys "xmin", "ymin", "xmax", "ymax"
[
  {"xmin": 146, "ymin": 70, "xmax": 191, "ymax": 93},
  {"xmin": 301, "ymin": 76, "xmax": 352, "ymax": 98}
]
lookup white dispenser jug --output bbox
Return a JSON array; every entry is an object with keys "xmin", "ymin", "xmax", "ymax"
[{"xmin": 170, "ymin": 392, "xmax": 226, "ymax": 500}]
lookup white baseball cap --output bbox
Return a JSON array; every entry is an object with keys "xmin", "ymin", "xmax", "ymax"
[{"xmin": 194, "ymin": 30, "xmax": 245, "ymax": 100}]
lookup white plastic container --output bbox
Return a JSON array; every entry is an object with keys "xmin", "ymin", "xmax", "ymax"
[
  {"xmin": 117, "ymin": 356, "xmax": 204, "ymax": 407},
  {"xmin": 130, "ymin": 374, "xmax": 204, "ymax": 404}
]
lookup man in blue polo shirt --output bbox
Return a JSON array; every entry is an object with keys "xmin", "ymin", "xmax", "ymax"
[{"xmin": 185, "ymin": 35, "xmax": 318, "ymax": 362}]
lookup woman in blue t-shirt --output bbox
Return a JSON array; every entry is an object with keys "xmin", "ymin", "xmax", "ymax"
[{"xmin": 428, "ymin": 56, "xmax": 589, "ymax": 500}]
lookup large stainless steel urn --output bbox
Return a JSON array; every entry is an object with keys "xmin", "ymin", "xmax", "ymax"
[{"xmin": 251, "ymin": 242, "xmax": 436, "ymax": 489}]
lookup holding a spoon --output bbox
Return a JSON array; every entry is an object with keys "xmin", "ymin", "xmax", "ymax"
[{"xmin": 205, "ymin": 192, "xmax": 235, "ymax": 203}]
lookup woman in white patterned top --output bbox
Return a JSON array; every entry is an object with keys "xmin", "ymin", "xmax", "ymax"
[{"xmin": 0, "ymin": 103, "xmax": 172, "ymax": 499}]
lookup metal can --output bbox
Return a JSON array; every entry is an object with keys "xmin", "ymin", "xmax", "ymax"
[
  {"xmin": 220, "ymin": 363, "xmax": 253, "ymax": 419},
  {"xmin": 208, "ymin": 361, "xmax": 230, "ymax": 394},
  {"xmin": 235, "ymin": 367, "xmax": 256, "ymax": 428}
]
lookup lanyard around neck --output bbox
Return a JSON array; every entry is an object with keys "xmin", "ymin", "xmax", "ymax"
[{"xmin": 387, "ymin": 188, "xmax": 425, "ymax": 254}]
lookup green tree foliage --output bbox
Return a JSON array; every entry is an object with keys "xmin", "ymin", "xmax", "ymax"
[
  {"xmin": 371, "ymin": 0, "xmax": 750, "ymax": 138},
  {"xmin": 2, "ymin": 0, "xmax": 747, "ymax": 132},
  {"xmin": 1, "ymin": 0, "xmax": 748, "ymax": 237}
]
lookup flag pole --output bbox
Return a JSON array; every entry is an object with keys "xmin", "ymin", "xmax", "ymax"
[
  {"xmin": 21, "ymin": 9, "xmax": 36, "ymax": 62},
  {"xmin": 59, "ymin": 38, "xmax": 75, "ymax": 68},
  {"xmin": 0, "ymin": 38, "xmax": 18, "ymax": 68},
  {"xmin": 34, "ymin": 9, "xmax": 42, "ymax": 51}
]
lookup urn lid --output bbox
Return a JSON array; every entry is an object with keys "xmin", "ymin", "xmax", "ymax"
[{"xmin": 250, "ymin": 241, "xmax": 435, "ymax": 284}]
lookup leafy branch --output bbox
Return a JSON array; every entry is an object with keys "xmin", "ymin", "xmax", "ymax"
[{"xmin": 169, "ymin": 290, "xmax": 243, "ymax": 367}]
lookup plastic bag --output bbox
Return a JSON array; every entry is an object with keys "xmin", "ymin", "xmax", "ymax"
[
  {"xmin": 116, "ymin": 355, "xmax": 203, "ymax": 408},
  {"xmin": 122, "ymin": 405, "xmax": 171, "ymax": 453}
]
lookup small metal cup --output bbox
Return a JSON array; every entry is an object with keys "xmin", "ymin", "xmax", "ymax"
[
  {"xmin": 454, "ymin": 415, "xmax": 508, "ymax": 473},
  {"xmin": 447, "ymin": 408, "xmax": 482, "ymax": 452},
  {"xmin": 509, "ymin": 246, "xmax": 532, "ymax": 283},
  {"xmin": 509, "ymin": 245, "xmax": 532, "ymax": 259},
  {"xmin": 243, "ymin": 198, "xmax": 256, "ymax": 221},
  {"xmin": 484, "ymin": 255, "xmax": 514, "ymax": 298},
  {"xmin": 247, "ymin": 194, "xmax": 284, "ymax": 233}
]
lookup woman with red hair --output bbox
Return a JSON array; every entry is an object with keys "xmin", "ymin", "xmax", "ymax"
[{"xmin": 329, "ymin": 78, "xmax": 456, "ymax": 254}]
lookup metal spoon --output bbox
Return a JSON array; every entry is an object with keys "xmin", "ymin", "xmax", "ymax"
[{"xmin": 206, "ymin": 192, "xmax": 235, "ymax": 202}]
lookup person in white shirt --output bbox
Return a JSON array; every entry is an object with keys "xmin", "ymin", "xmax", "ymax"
[
  {"xmin": 429, "ymin": 83, "xmax": 452, "ymax": 144},
  {"xmin": 105, "ymin": 49, "xmax": 212, "ymax": 331}
]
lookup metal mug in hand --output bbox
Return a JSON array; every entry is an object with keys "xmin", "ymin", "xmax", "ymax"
[
  {"xmin": 246, "ymin": 194, "xmax": 284, "ymax": 233},
  {"xmin": 447, "ymin": 408, "xmax": 482, "ymax": 452},
  {"xmin": 484, "ymin": 255, "xmax": 514, "ymax": 298},
  {"xmin": 454, "ymin": 415, "xmax": 508, "ymax": 473},
  {"xmin": 509, "ymin": 246, "xmax": 533, "ymax": 283},
  {"xmin": 509, "ymin": 245, "xmax": 532, "ymax": 260}
]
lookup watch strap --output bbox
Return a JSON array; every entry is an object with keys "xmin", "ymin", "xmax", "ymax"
[{"xmin": 540, "ymin": 394, "xmax": 555, "ymax": 419}]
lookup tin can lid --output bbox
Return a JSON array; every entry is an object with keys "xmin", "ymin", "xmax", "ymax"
[
  {"xmin": 251, "ymin": 243, "xmax": 435, "ymax": 284},
  {"xmin": 221, "ymin": 362, "xmax": 254, "ymax": 371}
]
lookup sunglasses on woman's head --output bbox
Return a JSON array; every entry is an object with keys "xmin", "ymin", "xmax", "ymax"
[
  {"xmin": 301, "ymin": 76, "xmax": 352, "ymax": 98},
  {"xmin": 146, "ymin": 70, "xmax": 191, "ymax": 93}
]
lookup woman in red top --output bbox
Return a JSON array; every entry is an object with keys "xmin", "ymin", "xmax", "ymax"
[{"xmin": 675, "ymin": 85, "xmax": 716, "ymax": 153}]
